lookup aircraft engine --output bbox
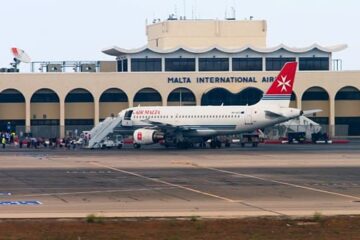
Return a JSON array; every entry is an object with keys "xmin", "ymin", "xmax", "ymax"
[{"xmin": 133, "ymin": 128, "xmax": 164, "ymax": 145}]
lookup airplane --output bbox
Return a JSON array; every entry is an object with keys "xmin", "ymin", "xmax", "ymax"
[{"xmin": 117, "ymin": 62, "xmax": 320, "ymax": 149}]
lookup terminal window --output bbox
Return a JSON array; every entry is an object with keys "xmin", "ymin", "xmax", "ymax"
[
  {"xmin": 266, "ymin": 57, "xmax": 296, "ymax": 71},
  {"xmin": 131, "ymin": 58, "xmax": 162, "ymax": 72},
  {"xmin": 117, "ymin": 59, "xmax": 128, "ymax": 72},
  {"xmin": 199, "ymin": 58, "xmax": 229, "ymax": 71},
  {"xmin": 31, "ymin": 92, "xmax": 59, "ymax": 103},
  {"xmin": 299, "ymin": 57, "xmax": 329, "ymax": 71},
  {"xmin": 165, "ymin": 58, "xmax": 195, "ymax": 72},
  {"xmin": 232, "ymin": 58, "xmax": 262, "ymax": 71}
]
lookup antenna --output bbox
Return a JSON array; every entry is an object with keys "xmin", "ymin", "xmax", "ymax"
[
  {"xmin": 10, "ymin": 48, "xmax": 31, "ymax": 72},
  {"xmin": 183, "ymin": 0, "xmax": 186, "ymax": 19}
]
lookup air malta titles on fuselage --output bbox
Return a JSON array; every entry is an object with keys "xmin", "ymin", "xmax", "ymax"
[
  {"xmin": 167, "ymin": 76, "xmax": 276, "ymax": 84},
  {"xmin": 134, "ymin": 109, "xmax": 161, "ymax": 115}
]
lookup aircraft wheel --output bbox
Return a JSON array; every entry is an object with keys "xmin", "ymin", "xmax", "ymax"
[
  {"xmin": 210, "ymin": 141, "xmax": 217, "ymax": 149},
  {"xmin": 200, "ymin": 142, "xmax": 206, "ymax": 148},
  {"xmin": 176, "ymin": 142, "xmax": 187, "ymax": 149},
  {"xmin": 133, "ymin": 143, "xmax": 141, "ymax": 149}
]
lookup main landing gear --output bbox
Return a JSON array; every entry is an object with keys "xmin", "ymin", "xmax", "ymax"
[
  {"xmin": 133, "ymin": 143, "xmax": 141, "ymax": 149},
  {"xmin": 210, "ymin": 139, "xmax": 222, "ymax": 149}
]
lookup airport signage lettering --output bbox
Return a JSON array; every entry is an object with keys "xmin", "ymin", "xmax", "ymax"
[
  {"xmin": 0, "ymin": 201, "xmax": 42, "ymax": 206},
  {"xmin": 167, "ymin": 76, "xmax": 275, "ymax": 84}
]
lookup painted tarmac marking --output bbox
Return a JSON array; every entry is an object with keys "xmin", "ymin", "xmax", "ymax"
[
  {"xmin": 90, "ymin": 162, "xmax": 237, "ymax": 203},
  {"xmin": 90, "ymin": 162, "xmax": 285, "ymax": 216},
  {"xmin": 19, "ymin": 187, "xmax": 176, "ymax": 197},
  {"xmin": 188, "ymin": 163, "xmax": 360, "ymax": 201}
]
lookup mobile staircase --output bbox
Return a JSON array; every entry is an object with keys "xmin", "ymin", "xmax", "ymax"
[{"xmin": 84, "ymin": 116, "xmax": 123, "ymax": 149}]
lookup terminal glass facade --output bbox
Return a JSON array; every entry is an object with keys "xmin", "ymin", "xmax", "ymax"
[
  {"xmin": 266, "ymin": 57, "xmax": 296, "ymax": 71},
  {"xmin": 165, "ymin": 58, "xmax": 195, "ymax": 71},
  {"xmin": 199, "ymin": 58, "xmax": 229, "ymax": 71},
  {"xmin": 117, "ymin": 59, "xmax": 128, "ymax": 72},
  {"xmin": 299, "ymin": 57, "xmax": 329, "ymax": 71},
  {"xmin": 131, "ymin": 58, "xmax": 162, "ymax": 72},
  {"xmin": 232, "ymin": 58, "xmax": 263, "ymax": 71}
]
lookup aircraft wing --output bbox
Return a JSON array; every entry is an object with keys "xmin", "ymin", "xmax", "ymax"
[
  {"xmin": 302, "ymin": 109, "xmax": 322, "ymax": 116},
  {"xmin": 140, "ymin": 119, "xmax": 196, "ymax": 132}
]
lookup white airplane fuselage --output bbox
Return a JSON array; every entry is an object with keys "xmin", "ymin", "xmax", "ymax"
[{"xmin": 119, "ymin": 104, "xmax": 301, "ymax": 138}]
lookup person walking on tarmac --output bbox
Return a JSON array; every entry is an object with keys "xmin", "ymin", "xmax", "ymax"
[{"xmin": 2, "ymin": 137, "xmax": 6, "ymax": 148}]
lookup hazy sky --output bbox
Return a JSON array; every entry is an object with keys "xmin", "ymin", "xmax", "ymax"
[{"xmin": 1, "ymin": 0, "xmax": 359, "ymax": 70}]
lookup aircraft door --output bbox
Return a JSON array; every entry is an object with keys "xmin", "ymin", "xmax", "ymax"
[
  {"xmin": 121, "ymin": 110, "xmax": 133, "ymax": 127},
  {"xmin": 245, "ymin": 113, "xmax": 252, "ymax": 125}
]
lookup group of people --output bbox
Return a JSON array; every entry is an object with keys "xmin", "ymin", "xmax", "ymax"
[
  {"xmin": 1, "ymin": 132, "xmax": 17, "ymax": 148},
  {"xmin": 0, "ymin": 131, "xmax": 81, "ymax": 150}
]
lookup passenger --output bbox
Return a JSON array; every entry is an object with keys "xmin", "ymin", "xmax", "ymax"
[{"xmin": 1, "ymin": 137, "xmax": 5, "ymax": 148}]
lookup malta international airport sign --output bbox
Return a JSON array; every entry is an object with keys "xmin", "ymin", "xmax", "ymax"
[{"xmin": 167, "ymin": 76, "xmax": 276, "ymax": 84}]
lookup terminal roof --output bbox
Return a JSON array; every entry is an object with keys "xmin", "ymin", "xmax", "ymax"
[{"xmin": 102, "ymin": 44, "xmax": 347, "ymax": 57}]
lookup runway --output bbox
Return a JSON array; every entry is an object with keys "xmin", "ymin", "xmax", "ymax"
[{"xmin": 0, "ymin": 143, "xmax": 360, "ymax": 218}]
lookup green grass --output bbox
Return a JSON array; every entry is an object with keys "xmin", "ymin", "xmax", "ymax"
[{"xmin": 85, "ymin": 214, "xmax": 104, "ymax": 224}]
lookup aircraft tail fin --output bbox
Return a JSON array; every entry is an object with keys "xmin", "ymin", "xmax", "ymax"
[{"xmin": 260, "ymin": 62, "xmax": 297, "ymax": 107}]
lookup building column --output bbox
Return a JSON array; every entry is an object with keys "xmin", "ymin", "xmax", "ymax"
[
  {"xmin": 296, "ymin": 94, "xmax": 302, "ymax": 109},
  {"xmin": 195, "ymin": 57, "xmax": 199, "ymax": 72},
  {"xmin": 161, "ymin": 57, "xmax": 165, "ymax": 72},
  {"xmin": 196, "ymin": 93, "xmax": 202, "ymax": 106},
  {"xmin": 25, "ymin": 98, "xmax": 31, "ymax": 133},
  {"xmin": 229, "ymin": 57, "xmax": 233, "ymax": 72},
  {"xmin": 329, "ymin": 97, "xmax": 336, "ymax": 137},
  {"xmin": 127, "ymin": 57, "xmax": 131, "ymax": 72},
  {"xmin": 60, "ymin": 100, "xmax": 65, "ymax": 138},
  {"xmin": 296, "ymin": 57, "xmax": 299, "ymax": 70},
  {"xmin": 262, "ymin": 57, "xmax": 266, "ymax": 71},
  {"xmin": 128, "ymin": 94, "xmax": 134, "ymax": 108},
  {"xmin": 162, "ymin": 94, "xmax": 167, "ymax": 106},
  {"xmin": 94, "ymin": 97, "xmax": 99, "ymax": 126}
]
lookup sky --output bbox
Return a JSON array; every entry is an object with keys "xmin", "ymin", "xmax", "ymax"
[{"xmin": 1, "ymin": 0, "xmax": 359, "ymax": 71}]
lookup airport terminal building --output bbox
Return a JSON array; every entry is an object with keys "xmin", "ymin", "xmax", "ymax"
[{"xmin": 0, "ymin": 19, "xmax": 359, "ymax": 138}]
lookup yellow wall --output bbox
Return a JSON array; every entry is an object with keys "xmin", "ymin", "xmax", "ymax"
[
  {"xmin": 290, "ymin": 100, "xmax": 297, "ymax": 108},
  {"xmin": 302, "ymin": 101, "xmax": 329, "ymax": 117},
  {"xmin": 133, "ymin": 101, "xmax": 162, "ymax": 107},
  {"xmin": 65, "ymin": 103, "xmax": 94, "ymax": 119},
  {"xmin": 335, "ymin": 100, "xmax": 360, "ymax": 117},
  {"xmin": 100, "ymin": 102, "xmax": 129, "ymax": 119},
  {"xmin": 167, "ymin": 101, "xmax": 196, "ymax": 106},
  {"xmin": 147, "ymin": 20, "xmax": 267, "ymax": 49},
  {"xmin": 0, "ymin": 103, "xmax": 25, "ymax": 119},
  {"xmin": 31, "ymin": 103, "xmax": 60, "ymax": 119}
]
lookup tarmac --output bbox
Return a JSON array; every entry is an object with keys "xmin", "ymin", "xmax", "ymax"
[{"xmin": 0, "ymin": 142, "xmax": 360, "ymax": 218}]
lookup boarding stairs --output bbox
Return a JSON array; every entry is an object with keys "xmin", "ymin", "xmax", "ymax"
[{"xmin": 84, "ymin": 116, "xmax": 123, "ymax": 149}]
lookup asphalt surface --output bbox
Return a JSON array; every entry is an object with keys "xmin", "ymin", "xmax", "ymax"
[{"xmin": 0, "ymin": 142, "xmax": 360, "ymax": 218}]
